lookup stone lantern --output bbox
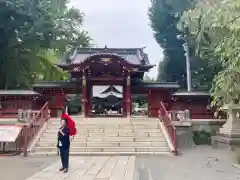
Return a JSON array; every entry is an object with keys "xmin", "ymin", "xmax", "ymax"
[{"xmin": 212, "ymin": 103, "xmax": 240, "ymax": 163}]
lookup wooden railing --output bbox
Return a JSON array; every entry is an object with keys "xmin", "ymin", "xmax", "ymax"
[
  {"xmin": 0, "ymin": 102, "xmax": 49, "ymax": 156},
  {"xmin": 158, "ymin": 102, "xmax": 178, "ymax": 155},
  {"xmin": 22, "ymin": 102, "xmax": 49, "ymax": 156}
]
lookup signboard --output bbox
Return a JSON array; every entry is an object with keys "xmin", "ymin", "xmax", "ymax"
[{"xmin": 0, "ymin": 125, "xmax": 22, "ymax": 142}]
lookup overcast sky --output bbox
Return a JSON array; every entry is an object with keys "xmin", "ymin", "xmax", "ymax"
[{"xmin": 69, "ymin": 0, "xmax": 163, "ymax": 79}]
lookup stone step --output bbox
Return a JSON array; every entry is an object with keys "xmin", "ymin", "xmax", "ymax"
[
  {"xmin": 39, "ymin": 137, "xmax": 166, "ymax": 142},
  {"xmin": 34, "ymin": 146, "xmax": 170, "ymax": 153},
  {"xmin": 42, "ymin": 132, "xmax": 162, "ymax": 137},
  {"xmin": 33, "ymin": 118, "xmax": 170, "ymax": 155},
  {"xmin": 44, "ymin": 128, "xmax": 162, "ymax": 133},
  {"xmin": 50, "ymin": 118, "xmax": 157, "ymax": 121},
  {"xmin": 29, "ymin": 151, "xmax": 171, "ymax": 156},
  {"xmin": 41, "ymin": 132, "xmax": 164, "ymax": 138},
  {"xmin": 47, "ymin": 125, "xmax": 160, "ymax": 130},
  {"xmin": 49, "ymin": 122, "xmax": 159, "ymax": 127},
  {"xmin": 37, "ymin": 141, "xmax": 168, "ymax": 147}
]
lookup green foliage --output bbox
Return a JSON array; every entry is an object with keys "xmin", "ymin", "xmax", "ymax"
[
  {"xmin": 36, "ymin": 50, "xmax": 68, "ymax": 81},
  {"xmin": 143, "ymin": 75, "xmax": 155, "ymax": 82},
  {"xmin": 148, "ymin": 0, "xmax": 197, "ymax": 88},
  {"xmin": 193, "ymin": 130, "xmax": 212, "ymax": 145},
  {"xmin": 68, "ymin": 95, "xmax": 82, "ymax": 115},
  {"xmin": 0, "ymin": 0, "xmax": 91, "ymax": 89},
  {"xmin": 178, "ymin": 0, "xmax": 240, "ymax": 107}
]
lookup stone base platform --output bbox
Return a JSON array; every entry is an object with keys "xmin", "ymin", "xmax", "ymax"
[
  {"xmin": 25, "ymin": 156, "xmax": 135, "ymax": 180},
  {"xmin": 212, "ymin": 133, "xmax": 240, "ymax": 149}
]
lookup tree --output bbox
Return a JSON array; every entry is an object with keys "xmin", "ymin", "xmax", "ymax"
[
  {"xmin": 148, "ymin": 0, "xmax": 197, "ymax": 88},
  {"xmin": 178, "ymin": 0, "xmax": 240, "ymax": 107},
  {"xmin": 0, "ymin": 0, "xmax": 91, "ymax": 89},
  {"xmin": 143, "ymin": 74, "xmax": 155, "ymax": 82}
]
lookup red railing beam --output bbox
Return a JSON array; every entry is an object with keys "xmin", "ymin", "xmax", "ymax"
[
  {"xmin": 22, "ymin": 101, "xmax": 49, "ymax": 157},
  {"xmin": 158, "ymin": 101, "xmax": 178, "ymax": 155}
]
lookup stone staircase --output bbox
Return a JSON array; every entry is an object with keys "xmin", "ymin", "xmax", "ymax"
[{"xmin": 31, "ymin": 117, "xmax": 170, "ymax": 155}]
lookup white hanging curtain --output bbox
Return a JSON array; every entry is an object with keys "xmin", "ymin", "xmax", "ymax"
[{"xmin": 93, "ymin": 86, "xmax": 123, "ymax": 98}]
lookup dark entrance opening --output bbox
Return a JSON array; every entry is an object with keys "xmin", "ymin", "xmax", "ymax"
[{"xmin": 91, "ymin": 85, "xmax": 123, "ymax": 116}]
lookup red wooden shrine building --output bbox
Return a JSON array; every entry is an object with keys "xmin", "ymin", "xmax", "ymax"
[
  {"xmin": 0, "ymin": 47, "xmax": 214, "ymax": 119},
  {"xmin": 30, "ymin": 47, "xmax": 213, "ymax": 119}
]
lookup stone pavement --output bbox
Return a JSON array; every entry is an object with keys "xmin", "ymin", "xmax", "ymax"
[
  {"xmin": 0, "ymin": 156, "xmax": 58, "ymax": 180},
  {"xmin": 25, "ymin": 156, "xmax": 135, "ymax": 180},
  {"xmin": 135, "ymin": 146, "xmax": 240, "ymax": 180},
  {"xmin": 2, "ymin": 146, "xmax": 240, "ymax": 180}
]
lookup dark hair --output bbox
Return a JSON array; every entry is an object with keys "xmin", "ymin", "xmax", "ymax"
[{"xmin": 61, "ymin": 118, "xmax": 68, "ymax": 126}]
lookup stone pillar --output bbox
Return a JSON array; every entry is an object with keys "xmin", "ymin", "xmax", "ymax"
[
  {"xmin": 212, "ymin": 104, "xmax": 240, "ymax": 163},
  {"xmin": 126, "ymin": 74, "xmax": 131, "ymax": 118},
  {"xmin": 81, "ymin": 72, "xmax": 87, "ymax": 117}
]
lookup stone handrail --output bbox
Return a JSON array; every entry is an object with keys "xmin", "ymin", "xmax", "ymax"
[{"xmin": 168, "ymin": 110, "xmax": 190, "ymax": 122}]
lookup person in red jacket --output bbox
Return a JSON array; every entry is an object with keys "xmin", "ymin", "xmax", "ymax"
[
  {"xmin": 57, "ymin": 118, "xmax": 70, "ymax": 173},
  {"xmin": 61, "ymin": 113, "xmax": 77, "ymax": 137}
]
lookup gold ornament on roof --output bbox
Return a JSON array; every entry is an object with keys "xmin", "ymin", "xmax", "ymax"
[{"xmin": 100, "ymin": 58, "xmax": 111, "ymax": 63}]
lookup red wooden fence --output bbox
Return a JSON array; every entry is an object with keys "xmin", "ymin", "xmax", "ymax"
[
  {"xmin": 158, "ymin": 101, "xmax": 178, "ymax": 155},
  {"xmin": 22, "ymin": 102, "xmax": 50, "ymax": 156}
]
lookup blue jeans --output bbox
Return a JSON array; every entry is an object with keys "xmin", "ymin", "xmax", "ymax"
[{"xmin": 59, "ymin": 148, "xmax": 69, "ymax": 169}]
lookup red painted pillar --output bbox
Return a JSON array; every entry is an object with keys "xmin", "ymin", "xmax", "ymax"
[
  {"xmin": 123, "ymin": 84, "xmax": 127, "ymax": 117},
  {"xmin": 54, "ymin": 93, "xmax": 64, "ymax": 117},
  {"xmin": 87, "ymin": 84, "xmax": 92, "ymax": 117},
  {"xmin": 82, "ymin": 72, "xmax": 87, "ymax": 117},
  {"xmin": 126, "ymin": 74, "xmax": 131, "ymax": 117},
  {"xmin": 148, "ymin": 89, "xmax": 152, "ymax": 117}
]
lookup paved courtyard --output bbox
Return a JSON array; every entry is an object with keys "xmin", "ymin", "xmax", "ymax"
[
  {"xmin": 135, "ymin": 146, "xmax": 240, "ymax": 180},
  {"xmin": 0, "ymin": 156, "xmax": 58, "ymax": 180},
  {"xmin": 1, "ymin": 146, "xmax": 240, "ymax": 180},
  {"xmin": 25, "ymin": 156, "xmax": 135, "ymax": 180}
]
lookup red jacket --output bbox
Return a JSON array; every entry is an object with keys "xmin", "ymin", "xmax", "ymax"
[{"xmin": 61, "ymin": 113, "xmax": 77, "ymax": 136}]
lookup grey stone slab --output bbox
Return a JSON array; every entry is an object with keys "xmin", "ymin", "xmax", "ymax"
[
  {"xmin": 0, "ymin": 156, "xmax": 58, "ymax": 180},
  {"xmin": 64, "ymin": 158, "xmax": 96, "ymax": 180},
  {"xmin": 49, "ymin": 172, "xmax": 69, "ymax": 180},
  {"xmin": 124, "ymin": 156, "xmax": 135, "ymax": 180},
  {"xmin": 80, "ymin": 175, "xmax": 96, "ymax": 180},
  {"xmin": 85, "ymin": 156, "xmax": 110, "ymax": 175},
  {"xmin": 135, "ymin": 146, "xmax": 240, "ymax": 180},
  {"xmin": 110, "ymin": 156, "xmax": 129, "ymax": 180},
  {"xmin": 23, "ymin": 156, "xmax": 135, "ymax": 180},
  {"xmin": 97, "ymin": 156, "xmax": 118, "ymax": 179}
]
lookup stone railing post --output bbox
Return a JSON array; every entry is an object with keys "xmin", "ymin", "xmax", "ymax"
[{"xmin": 219, "ymin": 104, "xmax": 240, "ymax": 135}]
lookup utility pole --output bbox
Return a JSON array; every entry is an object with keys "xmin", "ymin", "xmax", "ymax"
[{"xmin": 177, "ymin": 35, "xmax": 192, "ymax": 91}]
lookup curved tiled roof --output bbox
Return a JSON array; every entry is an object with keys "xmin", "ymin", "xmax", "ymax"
[{"xmin": 64, "ymin": 47, "xmax": 153, "ymax": 67}]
